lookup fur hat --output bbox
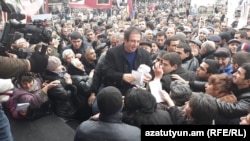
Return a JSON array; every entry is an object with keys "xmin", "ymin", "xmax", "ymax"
[
  {"xmin": 97, "ymin": 86, "xmax": 123, "ymax": 115},
  {"xmin": 47, "ymin": 56, "xmax": 62, "ymax": 72}
]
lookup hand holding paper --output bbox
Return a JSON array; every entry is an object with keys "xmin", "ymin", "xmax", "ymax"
[
  {"xmin": 123, "ymin": 73, "xmax": 136, "ymax": 83},
  {"xmin": 16, "ymin": 103, "xmax": 30, "ymax": 111},
  {"xmin": 149, "ymin": 80, "xmax": 164, "ymax": 103},
  {"xmin": 160, "ymin": 90, "xmax": 175, "ymax": 107},
  {"xmin": 131, "ymin": 70, "xmax": 143, "ymax": 86},
  {"xmin": 131, "ymin": 64, "xmax": 151, "ymax": 86}
]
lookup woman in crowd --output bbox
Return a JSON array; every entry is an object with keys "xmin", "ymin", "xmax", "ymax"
[
  {"xmin": 5, "ymin": 72, "xmax": 59, "ymax": 119},
  {"xmin": 42, "ymin": 56, "xmax": 78, "ymax": 120},
  {"xmin": 61, "ymin": 49, "xmax": 76, "ymax": 68},
  {"xmin": 205, "ymin": 73, "xmax": 237, "ymax": 103},
  {"xmin": 67, "ymin": 58, "xmax": 94, "ymax": 121}
]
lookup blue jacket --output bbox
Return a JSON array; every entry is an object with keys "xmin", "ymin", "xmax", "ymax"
[{"xmin": 220, "ymin": 64, "xmax": 233, "ymax": 76}]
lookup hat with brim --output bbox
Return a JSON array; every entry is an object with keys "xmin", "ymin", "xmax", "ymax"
[
  {"xmin": 214, "ymin": 48, "xmax": 231, "ymax": 58},
  {"xmin": 228, "ymin": 39, "xmax": 242, "ymax": 44},
  {"xmin": 189, "ymin": 39, "xmax": 202, "ymax": 47},
  {"xmin": 207, "ymin": 35, "xmax": 221, "ymax": 42},
  {"xmin": 139, "ymin": 41, "xmax": 152, "ymax": 48}
]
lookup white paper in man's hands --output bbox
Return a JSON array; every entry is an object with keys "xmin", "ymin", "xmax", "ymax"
[
  {"xmin": 149, "ymin": 80, "xmax": 164, "ymax": 103},
  {"xmin": 137, "ymin": 64, "xmax": 151, "ymax": 74},
  {"xmin": 131, "ymin": 64, "xmax": 151, "ymax": 86},
  {"xmin": 16, "ymin": 103, "xmax": 30, "ymax": 111},
  {"xmin": 131, "ymin": 70, "xmax": 144, "ymax": 86}
]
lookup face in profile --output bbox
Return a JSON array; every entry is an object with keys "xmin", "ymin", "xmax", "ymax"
[{"xmin": 183, "ymin": 101, "xmax": 194, "ymax": 123}]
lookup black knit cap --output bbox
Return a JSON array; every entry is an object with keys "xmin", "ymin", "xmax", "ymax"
[{"xmin": 97, "ymin": 86, "xmax": 123, "ymax": 115}]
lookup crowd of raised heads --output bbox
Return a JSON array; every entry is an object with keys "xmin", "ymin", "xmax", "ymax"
[{"xmin": 0, "ymin": 1, "xmax": 250, "ymax": 141}]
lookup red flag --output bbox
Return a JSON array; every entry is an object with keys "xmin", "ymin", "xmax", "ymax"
[{"xmin": 127, "ymin": 0, "xmax": 134, "ymax": 19}]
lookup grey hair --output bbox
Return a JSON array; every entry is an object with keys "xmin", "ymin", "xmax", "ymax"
[
  {"xmin": 170, "ymin": 80, "xmax": 192, "ymax": 106},
  {"xmin": 201, "ymin": 41, "xmax": 216, "ymax": 52},
  {"xmin": 62, "ymin": 49, "xmax": 75, "ymax": 59}
]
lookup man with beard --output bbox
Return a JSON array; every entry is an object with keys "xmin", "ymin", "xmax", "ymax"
[{"xmin": 215, "ymin": 63, "xmax": 250, "ymax": 124}]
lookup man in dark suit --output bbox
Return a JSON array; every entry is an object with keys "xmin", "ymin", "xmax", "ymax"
[{"xmin": 102, "ymin": 27, "xmax": 153, "ymax": 95}]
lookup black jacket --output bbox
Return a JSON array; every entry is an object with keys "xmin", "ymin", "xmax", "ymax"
[
  {"xmin": 103, "ymin": 44, "xmax": 153, "ymax": 95},
  {"xmin": 123, "ymin": 109, "xmax": 173, "ymax": 128},
  {"xmin": 91, "ymin": 52, "xmax": 106, "ymax": 94},
  {"xmin": 42, "ymin": 70, "xmax": 78, "ymax": 119},
  {"xmin": 216, "ymin": 87, "xmax": 250, "ymax": 118},
  {"xmin": 74, "ymin": 113, "xmax": 141, "ymax": 141},
  {"xmin": 48, "ymin": 84, "xmax": 78, "ymax": 119},
  {"xmin": 189, "ymin": 80, "xmax": 207, "ymax": 92},
  {"xmin": 161, "ymin": 67, "xmax": 196, "ymax": 93},
  {"xmin": 67, "ymin": 63, "xmax": 93, "ymax": 98},
  {"xmin": 201, "ymin": 50, "xmax": 215, "ymax": 62},
  {"xmin": 67, "ymin": 63, "xmax": 93, "ymax": 121}
]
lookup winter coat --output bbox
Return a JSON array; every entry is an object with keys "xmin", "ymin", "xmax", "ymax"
[
  {"xmin": 103, "ymin": 44, "xmax": 153, "ymax": 95},
  {"xmin": 4, "ymin": 78, "xmax": 47, "ymax": 119},
  {"xmin": 161, "ymin": 67, "xmax": 196, "ymax": 93},
  {"xmin": 74, "ymin": 113, "xmax": 141, "ymax": 141}
]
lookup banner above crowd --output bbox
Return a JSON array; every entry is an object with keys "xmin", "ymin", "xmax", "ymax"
[
  {"xmin": 69, "ymin": 0, "xmax": 112, "ymax": 9},
  {"xmin": 190, "ymin": 0, "xmax": 216, "ymax": 15}
]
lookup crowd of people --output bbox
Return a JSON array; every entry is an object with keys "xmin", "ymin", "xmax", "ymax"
[{"xmin": 0, "ymin": 0, "xmax": 250, "ymax": 141}]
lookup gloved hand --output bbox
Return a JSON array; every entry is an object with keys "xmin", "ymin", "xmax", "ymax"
[{"xmin": 28, "ymin": 52, "xmax": 49, "ymax": 73}]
